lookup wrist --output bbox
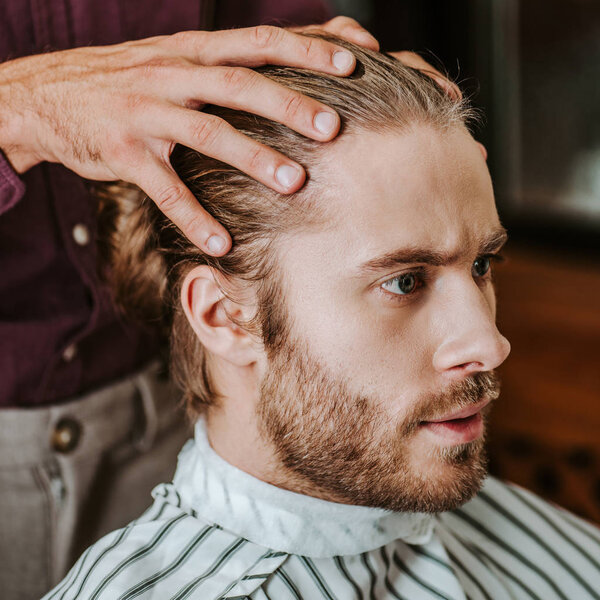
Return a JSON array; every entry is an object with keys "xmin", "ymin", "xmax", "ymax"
[{"xmin": 0, "ymin": 58, "xmax": 43, "ymax": 174}]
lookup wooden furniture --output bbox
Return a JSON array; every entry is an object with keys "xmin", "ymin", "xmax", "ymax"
[{"xmin": 488, "ymin": 242, "xmax": 600, "ymax": 524}]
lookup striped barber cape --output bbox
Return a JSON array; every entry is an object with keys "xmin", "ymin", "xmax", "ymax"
[{"xmin": 44, "ymin": 420, "xmax": 600, "ymax": 600}]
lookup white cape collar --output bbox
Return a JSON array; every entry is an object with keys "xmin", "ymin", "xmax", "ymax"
[{"xmin": 173, "ymin": 419, "xmax": 434, "ymax": 558}]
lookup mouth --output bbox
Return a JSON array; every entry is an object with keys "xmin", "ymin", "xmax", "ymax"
[
  {"xmin": 418, "ymin": 397, "xmax": 491, "ymax": 445},
  {"xmin": 426, "ymin": 397, "xmax": 491, "ymax": 423}
]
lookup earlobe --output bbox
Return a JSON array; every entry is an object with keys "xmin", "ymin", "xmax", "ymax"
[{"xmin": 181, "ymin": 265, "xmax": 258, "ymax": 367}]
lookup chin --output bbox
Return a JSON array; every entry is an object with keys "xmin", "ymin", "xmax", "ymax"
[
  {"xmin": 359, "ymin": 439, "xmax": 490, "ymax": 514},
  {"xmin": 405, "ymin": 441, "xmax": 489, "ymax": 513}
]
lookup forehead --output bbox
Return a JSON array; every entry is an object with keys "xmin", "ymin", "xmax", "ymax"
[{"xmin": 286, "ymin": 125, "xmax": 500, "ymax": 269}]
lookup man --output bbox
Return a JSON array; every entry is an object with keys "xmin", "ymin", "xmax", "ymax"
[
  {"xmin": 0, "ymin": 3, "xmax": 400, "ymax": 595},
  {"xmin": 0, "ymin": 2, "xmax": 459, "ymax": 596},
  {"xmin": 44, "ymin": 36, "xmax": 600, "ymax": 599}
]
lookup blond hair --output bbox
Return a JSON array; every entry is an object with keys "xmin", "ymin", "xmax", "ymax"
[{"xmin": 97, "ymin": 34, "xmax": 475, "ymax": 417}]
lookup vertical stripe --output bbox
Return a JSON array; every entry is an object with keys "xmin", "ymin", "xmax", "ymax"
[
  {"xmin": 42, "ymin": 470, "xmax": 600, "ymax": 600},
  {"xmin": 172, "ymin": 538, "xmax": 247, "ymax": 600},
  {"xmin": 410, "ymin": 545, "xmax": 456, "ymax": 575},
  {"xmin": 466, "ymin": 543, "xmax": 544, "ymax": 600},
  {"xmin": 118, "ymin": 525, "xmax": 216, "ymax": 599},
  {"xmin": 58, "ymin": 494, "xmax": 170, "ymax": 600},
  {"xmin": 334, "ymin": 556, "xmax": 364, "ymax": 600},
  {"xmin": 360, "ymin": 551, "xmax": 378, "ymax": 600},
  {"xmin": 276, "ymin": 567, "xmax": 302, "ymax": 600},
  {"xmin": 503, "ymin": 484, "xmax": 600, "ymax": 571},
  {"xmin": 561, "ymin": 509, "xmax": 600, "ymax": 545},
  {"xmin": 88, "ymin": 514, "xmax": 187, "ymax": 600},
  {"xmin": 379, "ymin": 547, "xmax": 409, "ymax": 600},
  {"xmin": 390, "ymin": 548, "xmax": 455, "ymax": 600},
  {"xmin": 452, "ymin": 509, "xmax": 569, "ymax": 599},
  {"xmin": 47, "ymin": 544, "xmax": 94, "ymax": 600},
  {"xmin": 477, "ymin": 490, "xmax": 599, "ymax": 597},
  {"xmin": 300, "ymin": 557, "xmax": 337, "ymax": 600},
  {"xmin": 443, "ymin": 548, "xmax": 493, "ymax": 600},
  {"xmin": 215, "ymin": 549, "xmax": 287, "ymax": 599},
  {"xmin": 262, "ymin": 588, "xmax": 274, "ymax": 600},
  {"xmin": 61, "ymin": 524, "xmax": 135, "ymax": 600}
]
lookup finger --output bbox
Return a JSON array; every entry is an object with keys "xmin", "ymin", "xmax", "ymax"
[
  {"xmin": 291, "ymin": 16, "xmax": 380, "ymax": 51},
  {"xmin": 389, "ymin": 51, "xmax": 462, "ymax": 100},
  {"xmin": 164, "ymin": 65, "xmax": 340, "ymax": 142},
  {"xmin": 164, "ymin": 26, "xmax": 356, "ymax": 75},
  {"xmin": 151, "ymin": 106, "xmax": 306, "ymax": 194},
  {"xmin": 135, "ymin": 159, "xmax": 232, "ymax": 254}
]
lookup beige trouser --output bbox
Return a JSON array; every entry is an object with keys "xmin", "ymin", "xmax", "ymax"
[{"xmin": 0, "ymin": 361, "xmax": 192, "ymax": 600}]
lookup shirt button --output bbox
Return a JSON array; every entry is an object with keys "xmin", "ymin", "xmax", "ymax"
[
  {"xmin": 62, "ymin": 343, "xmax": 77, "ymax": 362},
  {"xmin": 51, "ymin": 418, "xmax": 82, "ymax": 453},
  {"xmin": 72, "ymin": 223, "xmax": 90, "ymax": 246}
]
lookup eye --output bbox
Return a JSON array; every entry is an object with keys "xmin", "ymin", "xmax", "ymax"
[
  {"xmin": 471, "ymin": 254, "xmax": 505, "ymax": 279},
  {"xmin": 381, "ymin": 272, "xmax": 420, "ymax": 296},
  {"xmin": 472, "ymin": 256, "xmax": 491, "ymax": 278}
]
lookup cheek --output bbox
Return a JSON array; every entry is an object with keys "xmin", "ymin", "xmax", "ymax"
[{"xmin": 294, "ymin": 292, "xmax": 433, "ymax": 402}]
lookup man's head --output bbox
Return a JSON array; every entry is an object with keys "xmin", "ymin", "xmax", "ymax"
[{"xmin": 105, "ymin": 35, "xmax": 510, "ymax": 513}]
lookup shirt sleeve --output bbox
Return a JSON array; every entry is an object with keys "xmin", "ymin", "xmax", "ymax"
[{"xmin": 0, "ymin": 149, "xmax": 25, "ymax": 216}]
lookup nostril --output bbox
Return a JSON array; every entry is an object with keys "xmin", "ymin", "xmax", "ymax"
[{"xmin": 454, "ymin": 361, "xmax": 485, "ymax": 374}]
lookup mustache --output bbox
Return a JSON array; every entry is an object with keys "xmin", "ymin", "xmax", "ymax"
[{"xmin": 402, "ymin": 371, "xmax": 501, "ymax": 434}]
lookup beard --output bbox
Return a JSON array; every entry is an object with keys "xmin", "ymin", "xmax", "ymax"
[{"xmin": 257, "ymin": 334, "xmax": 501, "ymax": 514}]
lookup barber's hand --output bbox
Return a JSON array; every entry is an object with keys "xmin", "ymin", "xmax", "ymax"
[{"xmin": 0, "ymin": 27, "xmax": 362, "ymax": 254}]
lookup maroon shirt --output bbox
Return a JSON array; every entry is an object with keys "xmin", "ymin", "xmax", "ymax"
[{"xmin": 0, "ymin": 0, "xmax": 331, "ymax": 407}]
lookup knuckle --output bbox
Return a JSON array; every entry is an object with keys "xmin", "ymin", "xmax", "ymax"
[
  {"xmin": 299, "ymin": 35, "xmax": 315, "ymax": 59},
  {"xmin": 155, "ymin": 183, "xmax": 187, "ymax": 213},
  {"xmin": 189, "ymin": 115, "xmax": 227, "ymax": 150},
  {"xmin": 183, "ymin": 212, "xmax": 210, "ymax": 238},
  {"xmin": 169, "ymin": 30, "xmax": 203, "ymax": 48},
  {"xmin": 221, "ymin": 67, "xmax": 257, "ymax": 94},
  {"xmin": 245, "ymin": 145, "xmax": 269, "ymax": 173},
  {"xmin": 251, "ymin": 25, "xmax": 283, "ymax": 49},
  {"xmin": 122, "ymin": 91, "xmax": 153, "ymax": 113},
  {"xmin": 139, "ymin": 56, "xmax": 173, "ymax": 69},
  {"xmin": 281, "ymin": 92, "xmax": 305, "ymax": 121},
  {"xmin": 107, "ymin": 136, "xmax": 136, "ymax": 163},
  {"xmin": 135, "ymin": 56, "xmax": 185, "ymax": 81}
]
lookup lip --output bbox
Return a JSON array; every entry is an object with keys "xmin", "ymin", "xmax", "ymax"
[{"xmin": 425, "ymin": 396, "xmax": 491, "ymax": 423}]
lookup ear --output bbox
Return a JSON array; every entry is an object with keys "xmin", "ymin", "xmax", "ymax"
[
  {"xmin": 181, "ymin": 265, "xmax": 259, "ymax": 367},
  {"xmin": 476, "ymin": 141, "xmax": 488, "ymax": 161}
]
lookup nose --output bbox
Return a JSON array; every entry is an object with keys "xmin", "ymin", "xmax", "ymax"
[{"xmin": 432, "ymin": 280, "xmax": 511, "ymax": 379}]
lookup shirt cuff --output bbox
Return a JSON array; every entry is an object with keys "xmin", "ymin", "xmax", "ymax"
[{"xmin": 0, "ymin": 149, "xmax": 26, "ymax": 216}]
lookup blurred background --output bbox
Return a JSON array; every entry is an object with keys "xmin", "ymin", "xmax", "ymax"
[{"xmin": 329, "ymin": 0, "xmax": 600, "ymax": 523}]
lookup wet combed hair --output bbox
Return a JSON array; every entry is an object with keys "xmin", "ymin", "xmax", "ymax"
[{"xmin": 96, "ymin": 34, "xmax": 476, "ymax": 418}]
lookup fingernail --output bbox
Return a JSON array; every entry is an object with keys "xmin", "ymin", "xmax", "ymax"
[
  {"xmin": 314, "ymin": 111, "xmax": 338, "ymax": 136},
  {"xmin": 275, "ymin": 164, "xmax": 301, "ymax": 189},
  {"xmin": 333, "ymin": 51, "xmax": 354, "ymax": 72},
  {"xmin": 207, "ymin": 235, "xmax": 226, "ymax": 254}
]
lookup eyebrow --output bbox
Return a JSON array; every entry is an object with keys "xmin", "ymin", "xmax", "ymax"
[{"xmin": 356, "ymin": 226, "xmax": 509, "ymax": 275}]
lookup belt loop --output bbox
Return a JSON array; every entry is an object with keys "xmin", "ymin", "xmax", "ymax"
[{"xmin": 132, "ymin": 369, "xmax": 160, "ymax": 452}]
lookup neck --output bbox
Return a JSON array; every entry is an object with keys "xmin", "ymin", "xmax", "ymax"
[
  {"xmin": 205, "ymin": 403, "xmax": 276, "ymax": 482},
  {"xmin": 205, "ymin": 358, "xmax": 276, "ymax": 481}
]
